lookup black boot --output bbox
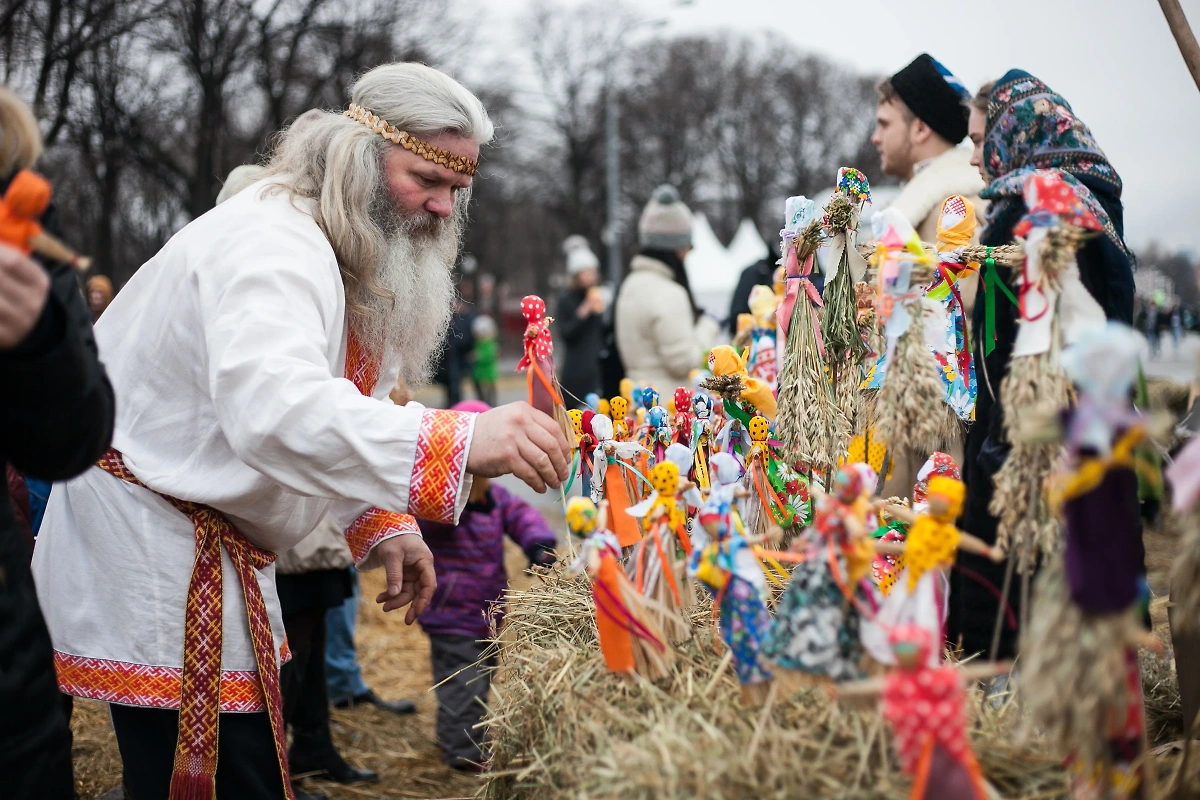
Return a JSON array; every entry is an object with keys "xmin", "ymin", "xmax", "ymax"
[{"xmin": 289, "ymin": 744, "xmax": 379, "ymax": 786}]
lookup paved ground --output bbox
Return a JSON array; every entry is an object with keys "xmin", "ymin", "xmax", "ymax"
[{"xmin": 1142, "ymin": 332, "xmax": 1200, "ymax": 382}]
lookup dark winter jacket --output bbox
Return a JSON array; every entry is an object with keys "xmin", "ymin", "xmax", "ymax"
[
  {"xmin": 417, "ymin": 484, "xmax": 556, "ymax": 640},
  {"xmin": 0, "ymin": 171, "xmax": 116, "ymax": 799},
  {"xmin": 554, "ymin": 288, "xmax": 604, "ymax": 407},
  {"xmin": 953, "ymin": 178, "xmax": 1134, "ymax": 659}
]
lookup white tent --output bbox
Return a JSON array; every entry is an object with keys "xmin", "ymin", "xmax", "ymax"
[
  {"xmin": 726, "ymin": 218, "xmax": 769, "ymax": 272},
  {"xmin": 684, "ymin": 212, "xmax": 739, "ymax": 319}
]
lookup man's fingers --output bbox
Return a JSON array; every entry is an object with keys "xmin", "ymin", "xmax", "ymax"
[
  {"xmin": 380, "ymin": 541, "xmax": 405, "ymax": 597},
  {"xmin": 406, "ymin": 558, "xmax": 437, "ymax": 625},
  {"xmin": 528, "ymin": 412, "xmax": 573, "ymax": 482},
  {"xmin": 509, "ymin": 448, "xmax": 548, "ymax": 493},
  {"xmin": 530, "ymin": 409, "xmax": 572, "ymax": 479},
  {"xmin": 518, "ymin": 436, "xmax": 559, "ymax": 492},
  {"xmin": 524, "ymin": 419, "xmax": 568, "ymax": 486}
]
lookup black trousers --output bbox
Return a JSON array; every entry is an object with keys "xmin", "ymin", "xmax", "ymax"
[
  {"xmin": 110, "ymin": 704, "xmax": 286, "ymax": 800},
  {"xmin": 280, "ymin": 605, "xmax": 336, "ymax": 762},
  {"xmin": 0, "ymin": 523, "xmax": 75, "ymax": 800}
]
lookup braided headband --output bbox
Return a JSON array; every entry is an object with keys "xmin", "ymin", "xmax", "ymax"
[{"xmin": 345, "ymin": 103, "xmax": 478, "ymax": 176}]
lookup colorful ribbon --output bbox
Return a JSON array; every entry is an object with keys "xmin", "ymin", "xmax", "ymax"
[{"xmin": 981, "ymin": 248, "xmax": 1019, "ymax": 356}]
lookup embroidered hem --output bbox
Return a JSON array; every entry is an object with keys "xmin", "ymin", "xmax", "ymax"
[
  {"xmin": 345, "ymin": 508, "xmax": 419, "ymax": 565},
  {"xmin": 54, "ymin": 651, "xmax": 291, "ymax": 713}
]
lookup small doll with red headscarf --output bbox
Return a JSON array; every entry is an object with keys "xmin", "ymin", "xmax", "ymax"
[
  {"xmin": 517, "ymin": 295, "xmax": 573, "ymax": 445},
  {"xmin": 836, "ymin": 624, "xmax": 1005, "ymax": 800}
]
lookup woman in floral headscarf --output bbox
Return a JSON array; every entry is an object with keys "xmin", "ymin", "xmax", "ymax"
[{"xmin": 954, "ymin": 70, "xmax": 1135, "ymax": 660}]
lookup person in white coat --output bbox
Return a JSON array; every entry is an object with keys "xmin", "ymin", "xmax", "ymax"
[{"xmin": 614, "ymin": 185, "xmax": 719, "ymax": 394}]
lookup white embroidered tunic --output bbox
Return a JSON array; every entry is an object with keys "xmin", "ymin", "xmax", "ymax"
[{"xmin": 32, "ymin": 181, "xmax": 473, "ymax": 710}]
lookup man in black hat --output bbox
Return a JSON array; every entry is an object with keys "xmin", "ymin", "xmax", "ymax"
[
  {"xmin": 871, "ymin": 53, "xmax": 984, "ymax": 244},
  {"xmin": 870, "ymin": 54, "xmax": 986, "ymax": 500}
]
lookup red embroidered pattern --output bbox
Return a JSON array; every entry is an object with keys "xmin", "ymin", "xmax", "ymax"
[
  {"xmin": 55, "ymin": 651, "xmax": 267, "ymax": 712},
  {"xmin": 95, "ymin": 450, "xmax": 294, "ymax": 800},
  {"xmin": 345, "ymin": 508, "xmax": 419, "ymax": 564},
  {"xmin": 408, "ymin": 409, "xmax": 471, "ymax": 524},
  {"xmin": 345, "ymin": 329, "xmax": 381, "ymax": 396}
]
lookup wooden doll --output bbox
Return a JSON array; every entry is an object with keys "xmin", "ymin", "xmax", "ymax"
[
  {"xmin": 608, "ymin": 396, "xmax": 630, "ymax": 441},
  {"xmin": 587, "ymin": 413, "xmax": 648, "ymax": 549},
  {"xmin": 566, "ymin": 498, "xmax": 674, "ymax": 680},
  {"xmin": 836, "ymin": 624, "xmax": 1005, "ymax": 800},
  {"xmin": 625, "ymin": 456, "xmax": 696, "ymax": 644},
  {"xmin": 762, "ymin": 466, "xmax": 883, "ymax": 686},
  {"xmin": 691, "ymin": 497, "xmax": 774, "ymax": 705}
]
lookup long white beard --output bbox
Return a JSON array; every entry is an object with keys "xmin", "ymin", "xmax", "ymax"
[{"xmin": 354, "ymin": 202, "xmax": 465, "ymax": 385}]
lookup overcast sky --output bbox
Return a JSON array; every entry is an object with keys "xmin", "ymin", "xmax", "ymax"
[{"xmin": 486, "ymin": 0, "xmax": 1200, "ymax": 254}]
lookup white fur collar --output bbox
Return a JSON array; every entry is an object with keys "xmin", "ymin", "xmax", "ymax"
[{"xmin": 886, "ymin": 147, "xmax": 985, "ymax": 231}]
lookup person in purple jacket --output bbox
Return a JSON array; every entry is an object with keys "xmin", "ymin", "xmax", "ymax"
[{"xmin": 417, "ymin": 400, "xmax": 558, "ymax": 770}]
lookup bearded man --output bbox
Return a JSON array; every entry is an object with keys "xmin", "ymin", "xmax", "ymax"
[{"xmin": 31, "ymin": 63, "xmax": 570, "ymax": 799}]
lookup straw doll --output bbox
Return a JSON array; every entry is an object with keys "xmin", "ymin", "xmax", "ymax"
[
  {"xmin": 864, "ymin": 477, "xmax": 1002, "ymax": 669},
  {"xmin": 991, "ymin": 171, "xmax": 1108, "ymax": 574},
  {"xmin": 566, "ymin": 498, "xmax": 673, "ymax": 680},
  {"xmin": 762, "ymin": 466, "xmax": 883, "ymax": 686},
  {"xmin": 821, "ymin": 168, "xmax": 872, "ymax": 437},
  {"xmin": 866, "ymin": 209, "xmax": 947, "ymax": 459},
  {"xmin": 624, "ymin": 457, "xmax": 695, "ymax": 644},
  {"xmin": 1019, "ymin": 323, "xmax": 1163, "ymax": 798},
  {"xmin": 588, "ymin": 413, "xmax": 648, "ymax": 549},
  {"xmin": 775, "ymin": 195, "xmax": 842, "ymax": 478},
  {"xmin": 836, "ymin": 624, "xmax": 1005, "ymax": 800},
  {"xmin": 691, "ymin": 497, "xmax": 774, "ymax": 705}
]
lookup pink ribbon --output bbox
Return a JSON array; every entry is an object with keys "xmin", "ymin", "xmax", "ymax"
[{"xmin": 777, "ymin": 251, "xmax": 823, "ymax": 355}]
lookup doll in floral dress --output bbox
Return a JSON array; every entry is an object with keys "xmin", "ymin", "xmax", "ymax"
[{"xmin": 762, "ymin": 466, "xmax": 883, "ymax": 685}]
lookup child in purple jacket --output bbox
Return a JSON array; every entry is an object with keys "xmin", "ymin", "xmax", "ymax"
[{"xmin": 417, "ymin": 402, "xmax": 557, "ymax": 770}]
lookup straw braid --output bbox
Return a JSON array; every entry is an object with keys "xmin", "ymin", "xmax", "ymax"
[{"xmin": 345, "ymin": 104, "xmax": 478, "ymax": 176}]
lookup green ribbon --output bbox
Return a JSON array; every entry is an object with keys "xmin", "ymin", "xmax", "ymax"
[
  {"xmin": 722, "ymin": 397, "xmax": 753, "ymax": 427},
  {"xmin": 982, "ymin": 247, "xmax": 1018, "ymax": 356}
]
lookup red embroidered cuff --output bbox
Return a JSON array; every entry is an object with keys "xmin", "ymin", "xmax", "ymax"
[
  {"xmin": 408, "ymin": 408, "xmax": 472, "ymax": 524},
  {"xmin": 345, "ymin": 508, "xmax": 419, "ymax": 565}
]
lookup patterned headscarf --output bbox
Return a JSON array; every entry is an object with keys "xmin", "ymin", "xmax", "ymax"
[{"xmin": 979, "ymin": 70, "xmax": 1127, "ymax": 255}]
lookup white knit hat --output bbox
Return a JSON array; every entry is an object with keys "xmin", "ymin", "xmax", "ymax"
[
  {"xmin": 638, "ymin": 184, "xmax": 693, "ymax": 250},
  {"xmin": 562, "ymin": 234, "xmax": 600, "ymax": 275}
]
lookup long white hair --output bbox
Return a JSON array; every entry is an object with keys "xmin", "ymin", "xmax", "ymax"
[{"xmin": 261, "ymin": 63, "xmax": 493, "ymax": 383}]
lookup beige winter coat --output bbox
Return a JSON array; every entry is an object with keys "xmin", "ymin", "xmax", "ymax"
[
  {"xmin": 275, "ymin": 514, "xmax": 355, "ymax": 575},
  {"xmin": 886, "ymin": 145, "xmax": 987, "ymax": 315},
  {"xmin": 615, "ymin": 255, "xmax": 720, "ymax": 394}
]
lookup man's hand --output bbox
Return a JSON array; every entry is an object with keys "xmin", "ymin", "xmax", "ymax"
[
  {"xmin": 373, "ymin": 534, "xmax": 436, "ymax": 625},
  {"xmin": 0, "ymin": 244, "xmax": 50, "ymax": 349},
  {"xmin": 467, "ymin": 402, "xmax": 571, "ymax": 493}
]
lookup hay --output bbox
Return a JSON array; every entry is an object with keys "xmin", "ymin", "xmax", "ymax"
[{"xmin": 483, "ymin": 564, "xmax": 1073, "ymax": 799}]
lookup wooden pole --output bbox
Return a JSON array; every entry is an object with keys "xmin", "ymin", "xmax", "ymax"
[{"xmin": 1159, "ymin": 0, "xmax": 1200, "ymax": 92}]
